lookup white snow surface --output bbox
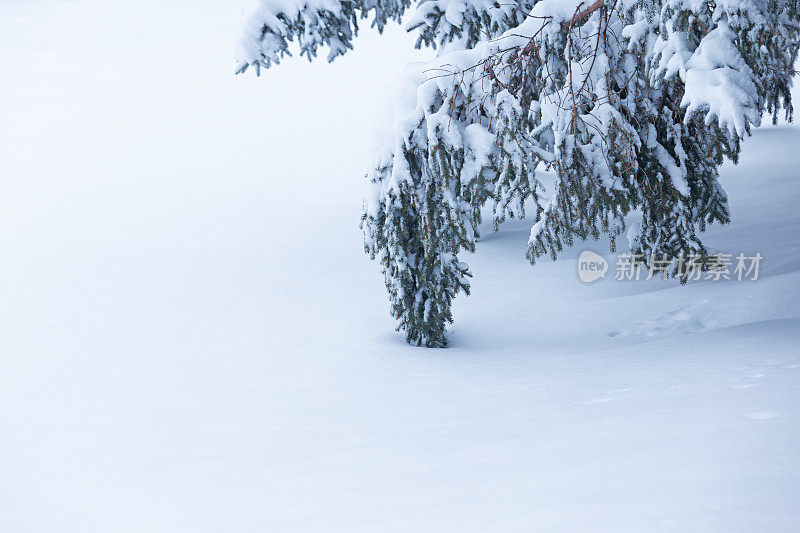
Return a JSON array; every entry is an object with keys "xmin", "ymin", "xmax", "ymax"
[{"xmin": 2, "ymin": 1, "xmax": 800, "ymax": 531}]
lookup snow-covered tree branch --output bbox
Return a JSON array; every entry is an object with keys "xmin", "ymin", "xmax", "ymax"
[{"xmin": 240, "ymin": 0, "xmax": 799, "ymax": 347}]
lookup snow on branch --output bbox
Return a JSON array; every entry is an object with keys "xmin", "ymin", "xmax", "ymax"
[{"xmin": 236, "ymin": 0, "xmax": 409, "ymax": 74}]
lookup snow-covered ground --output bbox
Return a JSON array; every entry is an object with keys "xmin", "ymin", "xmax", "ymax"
[{"xmin": 2, "ymin": 1, "xmax": 799, "ymax": 531}]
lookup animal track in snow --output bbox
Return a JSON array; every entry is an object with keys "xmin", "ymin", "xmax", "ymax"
[
  {"xmin": 732, "ymin": 369, "xmax": 766, "ymax": 390},
  {"xmin": 608, "ymin": 300, "xmax": 712, "ymax": 338},
  {"xmin": 584, "ymin": 397, "xmax": 614, "ymax": 404},
  {"xmin": 742, "ymin": 411, "xmax": 781, "ymax": 420},
  {"xmin": 583, "ymin": 388, "xmax": 633, "ymax": 405}
]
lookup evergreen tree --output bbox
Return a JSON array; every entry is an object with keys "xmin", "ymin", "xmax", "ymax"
[{"xmin": 239, "ymin": 0, "xmax": 799, "ymax": 347}]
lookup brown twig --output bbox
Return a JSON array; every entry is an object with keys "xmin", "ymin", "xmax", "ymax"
[
  {"xmin": 561, "ymin": 0, "xmax": 606, "ymax": 31},
  {"xmin": 521, "ymin": 0, "xmax": 606, "ymax": 53}
]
